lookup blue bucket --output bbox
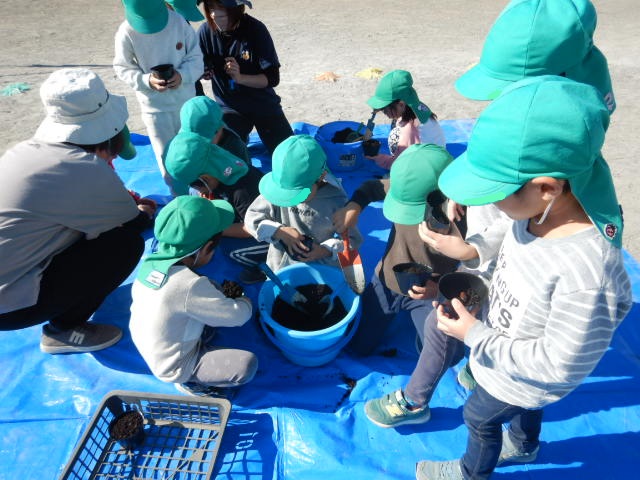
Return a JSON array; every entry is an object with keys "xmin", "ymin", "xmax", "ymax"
[
  {"xmin": 258, "ymin": 263, "xmax": 361, "ymax": 367},
  {"xmin": 315, "ymin": 121, "xmax": 365, "ymax": 172}
]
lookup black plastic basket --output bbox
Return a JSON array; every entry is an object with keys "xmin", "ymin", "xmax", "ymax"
[{"xmin": 59, "ymin": 390, "xmax": 231, "ymax": 480}]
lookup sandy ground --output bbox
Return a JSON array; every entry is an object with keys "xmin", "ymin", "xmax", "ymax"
[{"xmin": 0, "ymin": 0, "xmax": 638, "ymax": 259}]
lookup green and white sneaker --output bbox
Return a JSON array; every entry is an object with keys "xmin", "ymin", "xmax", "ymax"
[
  {"xmin": 456, "ymin": 362, "xmax": 477, "ymax": 391},
  {"xmin": 416, "ymin": 459, "xmax": 463, "ymax": 480},
  {"xmin": 364, "ymin": 390, "xmax": 430, "ymax": 428},
  {"xmin": 497, "ymin": 430, "xmax": 539, "ymax": 465}
]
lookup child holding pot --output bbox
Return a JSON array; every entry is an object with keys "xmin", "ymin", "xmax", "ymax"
[
  {"xmin": 130, "ymin": 195, "xmax": 258, "ymax": 397},
  {"xmin": 244, "ymin": 135, "xmax": 362, "ymax": 272},
  {"xmin": 364, "ymin": 70, "xmax": 446, "ymax": 170},
  {"xmin": 114, "ymin": 0, "xmax": 203, "ymax": 191},
  {"xmin": 365, "ymin": 77, "xmax": 632, "ymax": 480}
]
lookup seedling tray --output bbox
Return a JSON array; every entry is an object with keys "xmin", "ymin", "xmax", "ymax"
[{"xmin": 59, "ymin": 390, "xmax": 231, "ymax": 480}]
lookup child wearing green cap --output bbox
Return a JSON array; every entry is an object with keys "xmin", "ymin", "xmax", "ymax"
[
  {"xmin": 114, "ymin": 0, "xmax": 203, "ymax": 191},
  {"xmin": 245, "ymin": 134, "xmax": 362, "ymax": 271},
  {"xmin": 365, "ymin": 70, "xmax": 446, "ymax": 170},
  {"xmin": 331, "ymin": 144, "xmax": 459, "ymax": 356},
  {"xmin": 130, "ymin": 195, "xmax": 258, "ymax": 396},
  {"xmin": 365, "ymin": 77, "xmax": 631, "ymax": 480}
]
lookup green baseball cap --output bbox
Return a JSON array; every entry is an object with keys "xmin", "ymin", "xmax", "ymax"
[
  {"xmin": 383, "ymin": 144, "xmax": 453, "ymax": 225},
  {"xmin": 455, "ymin": 0, "xmax": 615, "ymax": 112},
  {"xmin": 367, "ymin": 70, "xmax": 432, "ymax": 123},
  {"xmin": 122, "ymin": 0, "xmax": 169, "ymax": 35},
  {"xmin": 439, "ymin": 76, "xmax": 622, "ymax": 247},
  {"xmin": 164, "ymin": 132, "xmax": 249, "ymax": 195},
  {"xmin": 259, "ymin": 135, "xmax": 328, "ymax": 207},
  {"xmin": 137, "ymin": 196, "xmax": 234, "ymax": 289},
  {"xmin": 118, "ymin": 124, "xmax": 137, "ymax": 160},
  {"xmin": 166, "ymin": 0, "xmax": 204, "ymax": 22},
  {"xmin": 179, "ymin": 96, "xmax": 224, "ymax": 140}
]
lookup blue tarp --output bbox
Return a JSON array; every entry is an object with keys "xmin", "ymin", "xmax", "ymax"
[{"xmin": 1, "ymin": 120, "xmax": 638, "ymax": 479}]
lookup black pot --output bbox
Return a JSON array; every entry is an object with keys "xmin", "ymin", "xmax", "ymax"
[
  {"xmin": 150, "ymin": 63, "xmax": 175, "ymax": 81},
  {"xmin": 108, "ymin": 409, "xmax": 145, "ymax": 451},
  {"xmin": 393, "ymin": 262, "xmax": 433, "ymax": 296},
  {"xmin": 438, "ymin": 272, "xmax": 488, "ymax": 318},
  {"xmin": 362, "ymin": 139, "xmax": 381, "ymax": 156}
]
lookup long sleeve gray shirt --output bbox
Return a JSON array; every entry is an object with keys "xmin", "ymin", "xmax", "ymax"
[{"xmin": 465, "ymin": 221, "xmax": 632, "ymax": 409}]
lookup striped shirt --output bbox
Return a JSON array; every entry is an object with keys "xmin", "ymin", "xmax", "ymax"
[{"xmin": 465, "ymin": 221, "xmax": 632, "ymax": 409}]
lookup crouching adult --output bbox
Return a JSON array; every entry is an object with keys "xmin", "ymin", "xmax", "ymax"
[{"xmin": 0, "ymin": 68, "xmax": 154, "ymax": 354}]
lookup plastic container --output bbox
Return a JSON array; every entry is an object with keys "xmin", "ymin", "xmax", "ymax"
[
  {"xmin": 108, "ymin": 409, "xmax": 145, "ymax": 451},
  {"xmin": 438, "ymin": 272, "xmax": 488, "ymax": 318},
  {"xmin": 315, "ymin": 121, "xmax": 366, "ymax": 172},
  {"xmin": 393, "ymin": 262, "xmax": 433, "ymax": 296},
  {"xmin": 60, "ymin": 390, "xmax": 231, "ymax": 480},
  {"xmin": 150, "ymin": 63, "xmax": 174, "ymax": 81},
  {"xmin": 258, "ymin": 263, "xmax": 361, "ymax": 366}
]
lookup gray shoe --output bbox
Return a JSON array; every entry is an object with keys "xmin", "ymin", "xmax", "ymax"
[
  {"xmin": 497, "ymin": 429, "xmax": 539, "ymax": 465},
  {"xmin": 175, "ymin": 382, "xmax": 229, "ymax": 398},
  {"xmin": 416, "ymin": 459, "xmax": 463, "ymax": 480},
  {"xmin": 40, "ymin": 323, "xmax": 122, "ymax": 354}
]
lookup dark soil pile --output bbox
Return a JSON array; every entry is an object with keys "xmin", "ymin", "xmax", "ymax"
[
  {"xmin": 109, "ymin": 410, "xmax": 143, "ymax": 441},
  {"xmin": 221, "ymin": 280, "xmax": 244, "ymax": 299},
  {"xmin": 271, "ymin": 283, "xmax": 348, "ymax": 331}
]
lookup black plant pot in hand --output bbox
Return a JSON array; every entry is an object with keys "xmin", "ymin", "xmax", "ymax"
[
  {"xmin": 438, "ymin": 272, "xmax": 488, "ymax": 319},
  {"xmin": 393, "ymin": 262, "xmax": 433, "ymax": 296}
]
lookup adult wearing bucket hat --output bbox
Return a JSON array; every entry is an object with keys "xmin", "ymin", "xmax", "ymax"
[
  {"xmin": 329, "ymin": 144, "xmax": 459, "ymax": 357},
  {"xmin": 114, "ymin": 0, "xmax": 204, "ymax": 192},
  {"xmin": 130, "ymin": 196, "xmax": 258, "ymax": 395},
  {"xmin": 173, "ymin": 96, "xmax": 268, "ymax": 282},
  {"xmin": 455, "ymin": 0, "xmax": 615, "ymax": 113},
  {"xmin": 362, "ymin": 77, "xmax": 630, "ymax": 480},
  {"xmin": 365, "ymin": 70, "xmax": 446, "ymax": 170},
  {"xmin": 0, "ymin": 68, "xmax": 154, "ymax": 355},
  {"xmin": 245, "ymin": 135, "xmax": 362, "ymax": 272},
  {"xmin": 198, "ymin": 0, "xmax": 293, "ymax": 156}
]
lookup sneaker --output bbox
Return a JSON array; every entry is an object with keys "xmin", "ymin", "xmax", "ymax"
[
  {"xmin": 457, "ymin": 362, "xmax": 477, "ymax": 391},
  {"xmin": 416, "ymin": 459, "xmax": 463, "ymax": 480},
  {"xmin": 364, "ymin": 390, "xmax": 431, "ymax": 428},
  {"xmin": 40, "ymin": 323, "xmax": 122, "ymax": 354},
  {"xmin": 497, "ymin": 430, "xmax": 539, "ymax": 465},
  {"xmin": 238, "ymin": 266, "xmax": 267, "ymax": 284}
]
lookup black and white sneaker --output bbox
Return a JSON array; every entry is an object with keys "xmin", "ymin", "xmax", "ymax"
[
  {"xmin": 40, "ymin": 323, "xmax": 123, "ymax": 354},
  {"xmin": 175, "ymin": 382, "xmax": 229, "ymax": 398}
]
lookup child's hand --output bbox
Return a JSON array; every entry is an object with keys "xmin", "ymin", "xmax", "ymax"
[
  {"xmin": 166, "ymin": 70, "xmax": 182, "ymax": 89},
  {"xmin": 224, "ymin": 57, "xmax": 240, "ymax": 80},
  {"xmin": 296, "ymin": 243, "xmax": 331, "ymax": 262},
  {"xmin": 435, "ymin": 299, "xmax": 478, "ymax": 341},
  {"xmin": 418, "ymin": 221, "xmax": 477, "ymax": 261},
  {"xmin": 407, "ymin": 279, "xmax": 439, "ymax": 300},
  {"xmin": 149, "ymin": 74, "xmax": 169, "ymax": 91},
  {"xmin": 332, "ymin": 202, "xmax": 361, "ymax": 234},
  {"xmin": 274, "ymin": 226, "xmax": 310, "ymax": 258},
  {"xmin": 137, "ymin": 197, "xmax": 158, "ymax": 217}
]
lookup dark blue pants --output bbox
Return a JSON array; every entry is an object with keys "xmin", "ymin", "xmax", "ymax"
[
  {"xmin": 404, "ymin": 308, "xmax": 466, "ymax": 405},
  {"xmin": 348, "ymin": 272, "xmax": 433, "ymax": 356},
  {"xmin": 223, "ymin": 110, "xmax": 293, "ymax": 156},
  {"xmin": 460, "ymin": 385, "xmax": 543, "ymax": 479}
]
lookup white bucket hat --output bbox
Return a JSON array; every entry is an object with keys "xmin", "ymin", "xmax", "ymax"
[{"xmin": 35, "ymin": 68, "xmax": 128, "ymax": 144}]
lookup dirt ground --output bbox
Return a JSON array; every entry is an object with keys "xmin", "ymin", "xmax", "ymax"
[{"xmin": 0, "ymin": 0, "xmax": 638, "ymax": 259}]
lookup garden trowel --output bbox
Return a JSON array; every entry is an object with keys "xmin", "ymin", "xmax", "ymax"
[{"xmin": 337, "ymin": 230, "xmax": 365, "ymax": 294}]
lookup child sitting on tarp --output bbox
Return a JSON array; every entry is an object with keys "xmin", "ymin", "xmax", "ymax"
[
  {"xmin": 165, "ymin": 96, "xmax": 269, "ymax": 283},
  {"xmin": 332, "ymin": 144, "xmax": 459, "ymax": 356},
  {"xmin": 244, "ymin": 134, "xmax": 362, "ymax": 271},
  {"xmin": 130, "ymin": 195, "xmax": 258, "ymax": 397}
]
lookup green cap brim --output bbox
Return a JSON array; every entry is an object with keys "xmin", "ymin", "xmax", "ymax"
[
  {"xmin": 383, "ymin": 196, "xmax": 426, "ymax": 225},
  {"xmin": 259, "ymin": 173, "xmax": 311, "ymax": 207},
  {"xmin": 455, "ymin": 63, "xmax": 512, "ymax": 101}
]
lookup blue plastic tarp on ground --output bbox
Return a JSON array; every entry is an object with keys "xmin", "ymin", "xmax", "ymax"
[{"xmin": 1, "ymin": 120, "xmax": 639, "ymax": 479}]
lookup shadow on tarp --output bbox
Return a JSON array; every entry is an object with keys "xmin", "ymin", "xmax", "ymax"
[{"xmin": 216, "ymin": 411, "xmax": 276, "ymax": 479}]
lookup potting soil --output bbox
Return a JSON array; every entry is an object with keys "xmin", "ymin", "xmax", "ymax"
[{"xmin": 271, "ymin": 283, "xmax": 347, "ymax": 331}]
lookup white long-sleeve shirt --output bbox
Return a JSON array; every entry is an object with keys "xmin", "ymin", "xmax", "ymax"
[
  {"xmin": 113, "ymin": 9, "xmax": 203, "ymax": 113},
  {"xmin": 464, "ymin": 221, "xmax": 632, "ymax": 409},
  {"xmin": 130, "ymin": 266, "xmax": 252, "ymax": 383}
]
